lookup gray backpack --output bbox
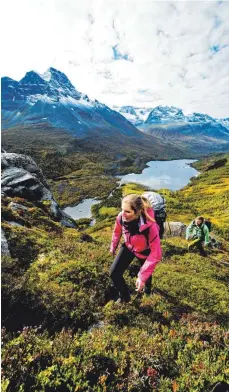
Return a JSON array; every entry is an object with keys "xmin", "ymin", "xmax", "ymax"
[{"xmin": 142, "ymin": 191, "xmax": 167, "ymax": 224}]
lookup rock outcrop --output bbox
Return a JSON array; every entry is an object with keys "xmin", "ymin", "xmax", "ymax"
[{"xmin": 1, "ymin": 152, "xmax": 77, "ymax": 229}]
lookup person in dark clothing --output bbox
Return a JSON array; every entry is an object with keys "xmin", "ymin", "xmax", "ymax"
[{"xmin": 186, "ymin": 216, "xmax": 210, "ymax": 256}]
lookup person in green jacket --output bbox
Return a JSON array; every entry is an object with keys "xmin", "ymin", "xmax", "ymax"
[{"xmin": 186, "ymin": 216, "xmax": 210, "ymax": 257}]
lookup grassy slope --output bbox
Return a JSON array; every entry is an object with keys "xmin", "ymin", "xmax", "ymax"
[
  {"xmin": 168, "ymin": 153, "xmax": 229, "ymax": 239},
  {"xmin": 1, "ymin": 154, "xmax": 229, "ymax": 392}
]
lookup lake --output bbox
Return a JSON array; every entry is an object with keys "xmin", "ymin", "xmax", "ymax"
[
  {"xmin": 64, "ymin": 159, "xmax": 199, "ymax": 220},
  {"xmin": 63, "ymin": 198, "xmax": 100, "ymax": 220},
  {"xmin": 118, "ymin": 159, "xmax": 199, "ymax": 190}
]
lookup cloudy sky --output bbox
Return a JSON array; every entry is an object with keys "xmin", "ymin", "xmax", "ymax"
[{"xmin": 1, "ymin": 0, "xmax": 229, "ymax": 117}]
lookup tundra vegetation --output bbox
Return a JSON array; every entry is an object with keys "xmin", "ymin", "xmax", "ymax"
[{"xmin": 1, "ymin": 154, "xmax": 229, "ymax": 392}]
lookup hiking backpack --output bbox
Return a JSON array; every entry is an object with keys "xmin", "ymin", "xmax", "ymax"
[
  {"xmin": 142, "ymin": 192, "xmax": 167, "ymax": 224},
  {"xmin": 204, "ymin": 219, "xmax": 212, "ymax": 232}
]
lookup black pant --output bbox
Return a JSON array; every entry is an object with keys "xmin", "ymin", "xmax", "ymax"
[
  {"xmin": 188, "ymin": 238, "xmax": 206, "ymax": 256},
  {"xmin": 158, "ymin": 221, "xmax": 164, "ymax": 239},
  {"xmin": 110, "ymin": 244, "xmax": 152, "ymax": 301}
]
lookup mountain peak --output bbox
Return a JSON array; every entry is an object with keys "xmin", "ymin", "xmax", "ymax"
[
  {"xmin": 19, "ymin": 71, "xmax": 46, "ymax": 85},
  {"xmin": 1, "ymin": 76, "xmax": 17, "ymax": 83},
  {"xmin": 47, "ymin": 67, "xmax": 75, "ymax": 89},
  {"xmin": 48, "ymin": 67, "xmax": 61, "ymax": 74},
  {"xmin": 146, "ymin": 106, "xmax": 185, "ymax": 124},
  {"xmin": 119, "ymin": 106, "xmax": 137, "ymax": 116},
  {"xmin": 153, "ymin": 106, "xmax": 184, "ymax": 115}
]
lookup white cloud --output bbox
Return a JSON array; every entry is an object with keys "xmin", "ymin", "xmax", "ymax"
[{"xmin": 1, "ymin": 0, "xmax": 229, "ymax": 117}]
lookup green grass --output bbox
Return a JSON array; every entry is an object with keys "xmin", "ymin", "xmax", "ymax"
[{"xmin": 1, "ymin": 153, "xmax": 229, "ymax": 392}]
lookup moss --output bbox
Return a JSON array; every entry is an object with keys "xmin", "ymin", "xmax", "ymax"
[
  {"xmin": 2, "ymin": 154, "xmax": 229, "ymax": 391},
  {"xmin": 122, "ymin": 182, "xmax": 149, "ymax": 195},
  {"xmin": 99, "ymin": 207, "xmax": 119, "ymax": 217}
]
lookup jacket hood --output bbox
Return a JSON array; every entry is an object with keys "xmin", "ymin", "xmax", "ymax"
[{"xmin": 139, "ymin": 208, "xmax": 155, "ymax": 232}]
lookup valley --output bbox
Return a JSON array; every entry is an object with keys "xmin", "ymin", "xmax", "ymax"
[{"xmin": 1, "ymin": 66, "xmax": 229, "ymax": 392}]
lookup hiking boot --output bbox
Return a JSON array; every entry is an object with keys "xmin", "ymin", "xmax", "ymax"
[{"xmin": 114, "ymin": 295, "xmax": 131, "ymax": 305}]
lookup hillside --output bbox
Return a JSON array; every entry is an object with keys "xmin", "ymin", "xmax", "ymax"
[
  {"xmin": 169, "ymin": 153, "xmax": 229, "ymax": 240},
  {"xmin": 1, "ymin": 154, "xmax": 229, "ymax": 392}
]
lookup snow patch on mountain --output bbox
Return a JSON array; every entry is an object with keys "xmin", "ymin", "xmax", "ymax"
[
  {"xmin": 27, "ymin": 94, "xmax": 56, "ymax": 105},
  {"xmin": 37, "ymin": 70, "xmax": 52, "ymax": 82},
  {"xmin": 113, "ymin": 105, "xmax": 152, "ymax": 126}
]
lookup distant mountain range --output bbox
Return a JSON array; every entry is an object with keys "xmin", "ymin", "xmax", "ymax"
[
  {"xmin": 114, "ymin": 105, "xmax": 229, "ymax": 153},
  {"xmin": 114, "ymin": 105, "xmax": 229, "ymax": 133}
]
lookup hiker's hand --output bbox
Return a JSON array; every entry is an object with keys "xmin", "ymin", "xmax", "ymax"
[
  {"xmin": 135, "ymin": 277, "xmax": 145, "ymax": 292},
  {"xmin": 110, "ymin": 249, "xmax": 116, "ymax": 256}
]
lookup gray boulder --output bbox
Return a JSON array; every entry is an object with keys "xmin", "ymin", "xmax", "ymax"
[
  {"xmin": 164, "ymin": 221, "xmax": 187, "ymax": 237},
  {"xmin": 2, "ymin": 152, "xmax": 49, "ymax": 188},
  {"xmin": 1, "ymin": 153, "xmax": 76, "ymax": 228}
]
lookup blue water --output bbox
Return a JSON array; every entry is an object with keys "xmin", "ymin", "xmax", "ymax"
[
  {"xmin": 118, "ymin": 159, "xmax": 199, "ymax": 190},
  {"xmin": 64, "ymin": 159, "xmax": 199, "ymax": 220},
  {"xmin": 63, "ymin": 198, "xmax": 100, "ymax": 220}
]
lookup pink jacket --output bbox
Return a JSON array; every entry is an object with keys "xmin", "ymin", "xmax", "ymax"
[{"xmin": 110, "ymin": 208, "xmax": 162, "ymax": 282}]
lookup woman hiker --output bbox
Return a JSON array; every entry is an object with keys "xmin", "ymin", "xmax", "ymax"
[{"xmin": 110, "ymin": 194, "xmax": 162, "ymax": 303}]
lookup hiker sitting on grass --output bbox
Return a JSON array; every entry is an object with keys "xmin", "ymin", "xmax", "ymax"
[
  {"xmin": 186, "ymin": 216, "xmax": 210, "ymax": 257},
  {"xmin": 110, "ymin": 194, "xmax": 162, "ymax": 304}
]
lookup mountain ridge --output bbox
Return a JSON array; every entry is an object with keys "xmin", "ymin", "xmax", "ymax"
[
  {"xmin": 114, "ymin": 104, "xmax": 229, "ymax": 132},
  {"xmin": 1, "ymin": 67, "xmax": 145, "ymax": 139}
]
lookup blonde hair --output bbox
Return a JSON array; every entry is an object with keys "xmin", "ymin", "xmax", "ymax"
[{"xmin": 122, "ymin": 194, "xmax": 155, "ymax": 222}]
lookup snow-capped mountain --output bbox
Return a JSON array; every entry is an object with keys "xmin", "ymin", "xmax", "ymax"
[
  {"xmin": 145, "ymin": 106, "xmax": 185, "ymax": 124},
  {"xmin": 113, "ymin": 106, "xmax": 153, "ymax": 126},
  {"xmin": 114, "ymin": 104, "xmax": 229, "ymax": 136},
  {"xmin": 144, "ymin": 105, "xmax": 229, "ymax": 128},
  {"xmin": 219, "ymin": 118, "xmax": 229, "ymax": 130},
  {"xmin": 1, "ymin": 68, "xmax": 145, "ymax": 139},
  {"xmin": 143, "ymin": 106, "xmax": 229, "ymax": 139},
  {"xmin": 138, "ymin": 105, "xmax": 229, "ymax": 155}
]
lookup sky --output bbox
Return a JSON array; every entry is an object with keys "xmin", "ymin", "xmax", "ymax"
[{"xmin": 1, "ymin": 0, "xmax": 229, "ymax": 118}]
